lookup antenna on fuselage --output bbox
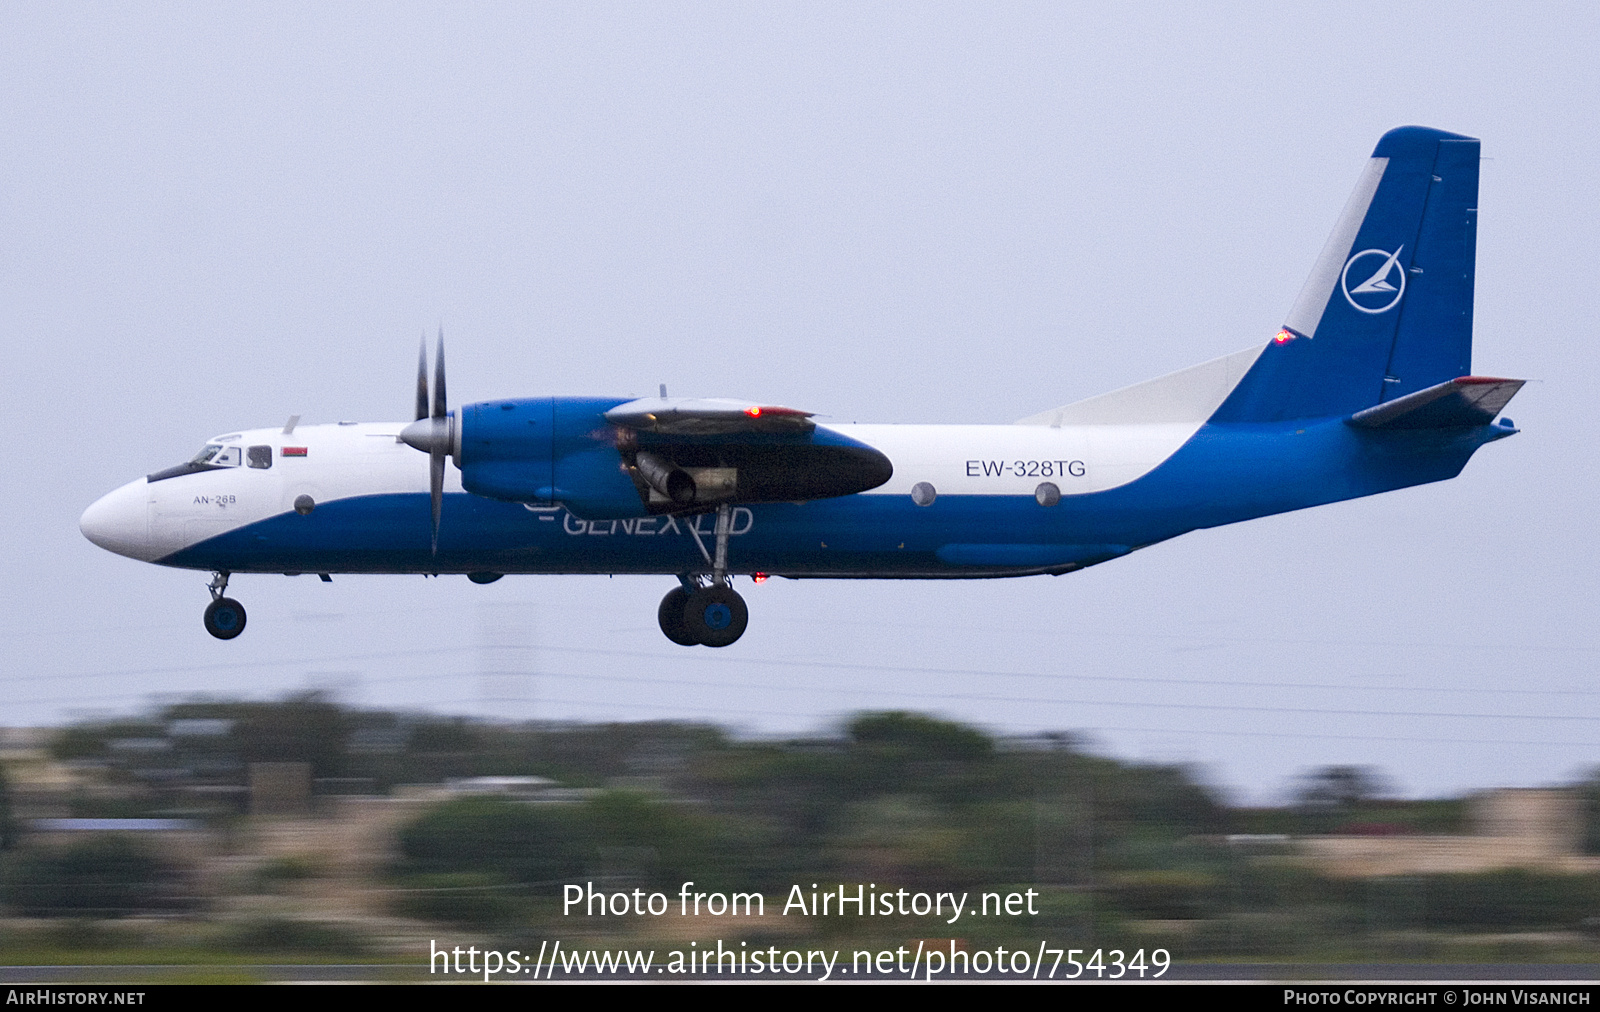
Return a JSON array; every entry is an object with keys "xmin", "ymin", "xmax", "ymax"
[
  {"xmin": 659, "ymin": 383, "xmax": 667, "ymax": 398},
  {"xmin": 282, "ymin": 415, "xmax": 300, "ymax": 435}
]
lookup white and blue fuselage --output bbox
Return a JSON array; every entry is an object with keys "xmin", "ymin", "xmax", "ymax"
[
  {"xmin": 80, "ymin": 346, "xmax": 1514, "ymax": 580},
  {"xmin": 78, "ymin": 126, "xmax": 1523, "ymax": 642}
]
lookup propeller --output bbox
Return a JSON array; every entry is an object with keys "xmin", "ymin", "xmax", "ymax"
[
  {"xmin": 400, "ymin": 330, "xmax": 454, "ymax": 555},
  {"xmin": 414, "ymin": 336, "xmax": 430, "ymax": 423}
]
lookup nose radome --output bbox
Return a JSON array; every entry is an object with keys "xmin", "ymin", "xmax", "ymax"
[{"xmin": 80, "ymin": 479, "xmax": 156, "ymax": 561}]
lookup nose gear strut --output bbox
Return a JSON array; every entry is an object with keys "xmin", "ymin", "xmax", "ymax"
[{"xmin": 202, "ymin": 571, "xmax": 247, "ymax": 640}]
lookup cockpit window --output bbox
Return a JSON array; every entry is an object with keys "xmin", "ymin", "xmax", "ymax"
[
  {"xmin": 246, "ymin": 445, "xmax": 273, "ymax": 469},
  {"xmin": 148, "ymin": 444, "xmax": 243, "ymax": 483},
  {"xmin": 191, "ymin": 444, "xmax": 242, "ymax": 467}
]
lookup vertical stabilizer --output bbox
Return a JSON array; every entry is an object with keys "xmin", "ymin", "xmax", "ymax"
[{"xmin": 1212, "ymin": 126, "xmax": 1480, "ymax": 423}]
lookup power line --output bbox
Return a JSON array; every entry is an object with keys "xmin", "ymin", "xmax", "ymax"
[
  {"xmin": 10, "ymin": 589, "xmax": 1596, "ymax": 656},
  {"xmin": 21, "ymin": 663, "xmax": 1600, "ymax": 741},
  {"xmin": 533, "ymin": 642, "xmax": 1600, "ymax": 701},
  {"xmin": 14, "ymin": 638, "xmax": 1599, "ymax": 705}
]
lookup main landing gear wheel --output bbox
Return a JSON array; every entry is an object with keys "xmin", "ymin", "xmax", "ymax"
[
  {"xmin": 658, "ymin": 586, "xmax": 699, "ymax": 647},
  {"xmin": 203, "ymin": 597, "xmax": 247, "ymax": 640},
  {"xmin": 659, "ymin": 505, "xmax": 748, "ymax": 647},
  {"xmin": 682, "ymin": 585, "xmax": 748, "ymax": 648}
]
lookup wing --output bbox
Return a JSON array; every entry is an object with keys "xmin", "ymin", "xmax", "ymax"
[
  {"xmin": 603, "ymin": 397, "xmax": 890, "ymax": 509},
  {"xmin": 604, "ymin": 397, "xmax": 816, "ymax": 435}
]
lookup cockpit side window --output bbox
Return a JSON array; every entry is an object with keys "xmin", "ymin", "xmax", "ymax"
[{"xmin": 246, "ymin": 445, "xmax": 273, "ymax": 469}]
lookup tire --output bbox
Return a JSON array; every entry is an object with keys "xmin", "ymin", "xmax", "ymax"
[
  {"xmin": 682, "ymin": 585, "xmax": 748, "ymax": 648},
  {"xmin": 203, "ymin": 597, "xmax": 247, "ymax": 640},
  {"xmin": 657, "ymin": 586, "xmax": 699, "ymax": 646}
]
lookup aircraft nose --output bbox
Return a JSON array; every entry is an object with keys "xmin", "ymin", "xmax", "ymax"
[{"xmin": 80, "ymin": 479, "xmax": 156, "ymax": 561}]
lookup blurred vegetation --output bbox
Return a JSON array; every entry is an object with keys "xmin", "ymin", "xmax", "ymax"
[
  {"xmin": 4, "ymin": 697, "xmax": 1600, "ymax": 960},
  {"xmin": 1579, "ymin": 769, "xmax": 1600, "ymax": 856},
  {"xmin": 1232, "ymin": 799, "xmax": 1468, "ymax": 838},
  {"xmin": 223, "ymin": 917, "xmax": 367, "ymax": 956},
  {"xmin": 0, "ymin": 764, "xmax": 18, "ymax": 851},
  {"xmin": 1, "ymin": 834, "xmax": 195, "ymax": 918}
]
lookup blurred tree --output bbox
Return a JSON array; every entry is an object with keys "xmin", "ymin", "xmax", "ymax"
[
  {"xmin": 1295, "ymin": 766, "xmax": 1391, "ymax": 810},
  {"xmin": 846, "ymin": 711, "xmax": 994, "ymax": 762},
  {"xmin": 586, "ymin": 789, "xmax": 749, "ymax": 889},
  {"xmin": 227, "ymin": 694, "xmax": 348, "ymax": 779},
  {"xmin": 226, "ymin": 916, "xmax": 368, "ymax": 954},
  {"xmin": 1405, "ymin": 870, "xmax": 1600, "ymax": 930},
  {"xmin": 1, "ymin": 834, "xmax": 191, "ymax": 917},
  {"xmin": 0, "ymin": 764, "xmax": 17, "ymax": 851},
  {"xmin": 1577, "ymin": 768, "xmax": 1600, "ymax": 855},
  {"xmin": 396, "ymin": 796, "xmax": 590, "ymax": 885}
]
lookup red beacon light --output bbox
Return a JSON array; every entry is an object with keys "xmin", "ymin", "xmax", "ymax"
[
  {"xmin": 752, "ymin": 572, "xmax": 769, "ymax": 584},
  {"xmin": 745, "ymin": 406, "xmax": 762, "ymax": 418},
  {"xmin": 1273, "ymin": 329, "xmax": 1296, "ymax": 344}
]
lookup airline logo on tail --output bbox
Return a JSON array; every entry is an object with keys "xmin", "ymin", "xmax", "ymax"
[{"xmin": 1341, "ymin": 246, "xmax": 1407, "ymax": 313}]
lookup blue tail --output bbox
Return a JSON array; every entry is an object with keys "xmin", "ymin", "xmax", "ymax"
[{"xmin": 1213, "ymin": 126, "xmax": 1480, "ymax": 423}]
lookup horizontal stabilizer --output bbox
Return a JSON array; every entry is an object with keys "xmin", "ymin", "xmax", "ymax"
[{"xmin": 1347, "ymin": 376, "xmax": 1523, "ymax": 430}]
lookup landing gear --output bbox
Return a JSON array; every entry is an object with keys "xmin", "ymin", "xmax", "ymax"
[
  {"xmin": 659, "ymin": 581, "xmax": 749, "ymax": 647},
  {"xmin": 204, "ymin": 573, "xmax": 248, "ymax": 637},
  {"xmin": 659, "ymin": 504, "xmax": 750, "ymax": 647},
  {"xmin": 204, "ymin": 598, "xmax": 247, "ymax": 639},
  {"xmin": 657, "ymin": 586, "xmax": 698, "ymax": 646},
  {"xmin": 682, "ymin": 584, "xmax": 747, "ymax": 648},
  {"xmin": 203, "ymin": 572, "xmax": 246, "ymax": 640}
]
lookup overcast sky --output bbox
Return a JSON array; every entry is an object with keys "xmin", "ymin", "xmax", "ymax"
[{"xmin": 3, "ymin": 3, "xmax": 1596, "ymax": 803}]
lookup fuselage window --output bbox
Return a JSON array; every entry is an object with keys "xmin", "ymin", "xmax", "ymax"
[{"xmin": 246, "ymin": 445, "xmax": 273, "ymax": 469}]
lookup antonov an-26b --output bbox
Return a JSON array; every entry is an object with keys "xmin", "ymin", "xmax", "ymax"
[{"xmin": 80, "ymin": 126, "xmax": 1522, "ymax": 647}]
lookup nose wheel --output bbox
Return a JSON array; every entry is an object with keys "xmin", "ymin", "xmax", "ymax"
[
  {"xmin": 203, "ymin": 572, "xmax": 247, "ymax": 640},
  {"xmin": 203, "ymin": 597, "xmax": 247, "ymax": 640}
]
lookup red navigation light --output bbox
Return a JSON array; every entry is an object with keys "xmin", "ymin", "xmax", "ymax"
[
  {"xmin": 745, "ymin": 406, "xmax": 762, "ymax": 417},
  {"xmin": 1274, "ymin": 329, "xmax": 1295, "ymax": 344},
  {"xmin": 752, "ymin": 572, "xmax": 769, "ymax": 584}
]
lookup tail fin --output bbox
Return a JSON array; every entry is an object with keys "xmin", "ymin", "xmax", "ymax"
[{"xmin": 1212, "ymin": 126, "xmax": 1480, "ymax": 423}]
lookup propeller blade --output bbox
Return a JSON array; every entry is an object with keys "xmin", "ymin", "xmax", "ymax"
[
  {"xmin": 414, "ymin": 335, "xmax": 429, "ymax": 422},
  {"xmin": 432, "ymin": 329, "xmax": 447, "ymax": 420},
  {"xmin": 430, "ymin": 449, "xmax": 445, "ymax": 554},
  {"xmin": 430, "ymin": 330, "xmax": 447, "ymax": 554}
]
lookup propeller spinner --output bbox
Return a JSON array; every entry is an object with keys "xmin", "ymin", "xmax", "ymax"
[{"xmin": 399, "ymin": 331, "xmax": 456, "ymax": 554}]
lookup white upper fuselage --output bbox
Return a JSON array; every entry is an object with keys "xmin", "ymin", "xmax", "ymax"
[
  {"xmin": 81, "ymin": 416, "xmax": 1213, "ymax": 566},
  {"xmin": 80, "ymin": 345, "xmax": 1266, "ymax": 569}
]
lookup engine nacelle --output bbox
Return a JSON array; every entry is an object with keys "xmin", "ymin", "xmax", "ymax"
[
  {"xmin": 457, "ymin": 395, "xmax": 893, "ymax": 520},
  {"xmin": 458, "ymin": 396, "xmax": 646, "ymax": 519}
]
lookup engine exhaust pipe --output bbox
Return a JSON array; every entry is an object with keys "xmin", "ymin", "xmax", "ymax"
[{"xmin": 635, "ymin": 451, "xmax": 696, "ymax": 504}]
